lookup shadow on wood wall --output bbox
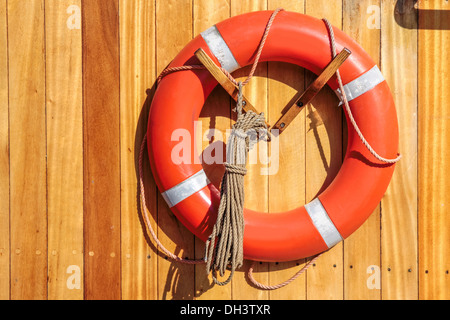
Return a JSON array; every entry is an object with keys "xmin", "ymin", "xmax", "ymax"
[{"xmin": 395, "ymin": 0, "xmax": 450, "ymax": 29}]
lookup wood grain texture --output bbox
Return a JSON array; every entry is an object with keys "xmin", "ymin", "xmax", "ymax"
[
  {"xmin": 342, "ymin": 0, "xmax": 382, "ymax": 300},
  {"xmin": 46, "ymin": 0, "xmax": 84, "ymax": 300},
  {"xmin": 8, "ymin": 0, "xmax": 47, "ymax": 300},
  {"xmin": 266, "ymin": 0, "xmax": 306, "ymax": 301},
  {"xmin": 1, "ymin": 0, "xmax": 449, "ymax": 301},
  {"xmin": 418, "ymin": 0, "xmax": 450, "ymax": 300},
  {"xmin": 155, "ymin": 0, "xmax": 196, "ymax": 300},
  {"xmin": 82, "ymin": 0, "xmax": 121, "ymax": 300},
  {"xmin": 0, "ymin": 0, "xmax": 9, "ymax": 300},
  {"xmin": 119, "ymin": 0, "xmax": 158, "ymax": 300},
  {"xmin": 304, "ymin": 0, "xmax": 344, "ymax": 300},
  {"xmin": 381, "ymin": 0, "xmax": 418, "ymax": 300}
]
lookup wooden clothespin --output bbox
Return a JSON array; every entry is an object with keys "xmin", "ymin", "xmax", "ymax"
[
  {"xmin": 271, "ymin": 48, "xmax": 352, "ymax": 133},
  {"xmin": 194, "ymin": 48, "xmax": 270, "ymax": 129}
]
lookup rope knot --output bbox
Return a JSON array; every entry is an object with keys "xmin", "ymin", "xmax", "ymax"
[{"xmin": 224, "ymin": 163, "xmax": 247, "ymax": 176}]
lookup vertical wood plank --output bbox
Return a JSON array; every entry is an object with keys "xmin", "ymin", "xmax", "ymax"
[
  {"xmin": 418, "ymin": 0, "xmax": 450, "ymax": 300},
  {"xmin": 119, "ymin": 0, "xmax": 158, "ymax": 300},
  {"xmin": 381, "ymin": 0, "xmax": 418, "ymax": 300},
  {"xmin": 156, "ymin": 0, "xmax": 195, "ymax": 300},
  {"xmin": 82, "ymin": 0, "xmax": 121, "ymax": 300},
  {"xmin": 267, "ymin": 0, "xmax": 306, "ymax": 300},
  {"xmin": 46, "ymin": 0, "xmax": 84, "ymax": 300},
  {"xmin": 193, "ymin": 0, "xmax": 232, "ymax": 300},
  {"xmin": 342, "ymin": 0, "xmax": 381, "ymax": 300},
  {"xmin": 230, "ymin": 0, "xmax": 269, "ymax": 301},
  {"xmin": 0, "ymin": 0, "xmax": 9, "ymax": 300},
  {"xmin": 8, "ymin": 0, "xmax": 47, "ymax": 300},
  {"xmin": 304, "ymin": 0, "xmax": 344, "ymax": 300}
]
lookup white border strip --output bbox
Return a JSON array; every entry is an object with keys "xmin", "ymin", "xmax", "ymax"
[
  {"xmin": 304, "ymin": 198, "xmax": 343, "ymax": 248},
  {"xmin": 161, "ymin": 170, "xmax": 211, "ymax": 208},
  {"xmin": 336, "ymin": 65, "xmax": 385, "ymax": 102},
  {"xmin": 201, "ymin": 25, "xmax": 240, "ymax": 73}
]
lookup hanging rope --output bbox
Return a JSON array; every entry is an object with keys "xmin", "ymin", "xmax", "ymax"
[
  {"xmin": 204, "ymin": 82, "xmax": 269, "ymax": 286},
  {"xmin": 248, "ymin": 254, "xmax": 322, "ymax": 290},
  {"xmin": 139, "ymin": 134, "xmax": 205, "ymax": 265},
  {"xmin": 322, "ymin": 18, "xmax": 402, "ymax": 164}
]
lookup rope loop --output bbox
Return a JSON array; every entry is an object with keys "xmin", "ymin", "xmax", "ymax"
[{"xmin": 224, "ymin": 163, "xmax": 248, "ymax": 176}]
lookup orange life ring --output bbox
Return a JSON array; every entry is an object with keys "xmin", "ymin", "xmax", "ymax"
[{"xmin": 147, "ymin": 10, "xmax": 399, "ymax": 262}]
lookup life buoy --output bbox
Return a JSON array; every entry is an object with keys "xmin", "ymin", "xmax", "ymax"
[{"xmin": 147, "ymin": 10, "xmax": 399, "ymax": 262}]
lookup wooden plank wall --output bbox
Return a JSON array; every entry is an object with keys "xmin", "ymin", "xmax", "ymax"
[{"xmin": 1, "ymin": 0, "xmax": 449, "ymax": 300}]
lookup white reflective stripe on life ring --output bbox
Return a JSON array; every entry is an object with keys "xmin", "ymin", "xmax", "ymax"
[
  {"xmin": 161, "ymin": 170, "xmax": 211, "ymax": 208},
  {"xmin": 304, "ymin": 198, "xmax": 343, "ymax": 248},
  {"xmin": 336, "ymin": 65, "xmax": 385, "ymax": 102},
  {"xmin": 201, "ymin": 25, "xmax": 241, "ymax": 73}
]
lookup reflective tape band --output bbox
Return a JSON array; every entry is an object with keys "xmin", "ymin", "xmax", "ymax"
[
  {"xmin": 304, "ymin": 198, "xmax": 343, "ymax": 248},
  {"xmin": 336, "ymin": 65, "xmax": 385, "ymax": 102},
  {"xmin": 201, "ymin": 25, "xmax": 241, "ymax": 73},
  {"xmin": 161, "ymin": 170, "xmax": 211, "ymax": 208}
]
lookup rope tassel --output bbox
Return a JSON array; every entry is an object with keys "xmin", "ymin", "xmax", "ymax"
[{"xmin": 204, "ymin": 82, "xmax": 268, "ymax": 286}]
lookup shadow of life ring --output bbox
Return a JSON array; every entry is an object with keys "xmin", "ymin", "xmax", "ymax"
[{"xmin": 147, "ymin": 10, "xmax": 399, "ymax": 262}]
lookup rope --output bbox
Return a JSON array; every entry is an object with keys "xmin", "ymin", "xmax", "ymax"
[
  {"xmin": 322, "ymin": 18, "xmax": 402, "ymax": 164},
  {"xmin": 201, "ymin": 8, "xmax": 284, "ymax": 286},
  {"xmin": 138, "ymin": 10, "xmax": 402, "ymax": 291},
  {"xmin": 222, "ymin": 7, "xmax": 284, "ymax": 87},
  {"xmin": 157, "ymin": 8, "xmax": 285, "ymax": 89},
  {"xmin": 139, "ymin": 134, "xmax": 205, "ymax": 265},
  {"xmin": 204, "ymin": 82, "xmax": 269, "ymax": 286},
  {"xmin": 248, "ymin": 254, "xmax": 322, "ymax": 290},
  {"xmin": 156, "ymin": 65, "xmax": 205, "ymax": 85}
]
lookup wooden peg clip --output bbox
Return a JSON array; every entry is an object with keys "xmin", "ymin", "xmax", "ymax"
[
  {"xmin": 271, "ymin": 48, "xmax": 352, "ymax": 133},
  {"xmin": 194, "ymin": 48, "xmax": 270, "ymax": 129}
]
